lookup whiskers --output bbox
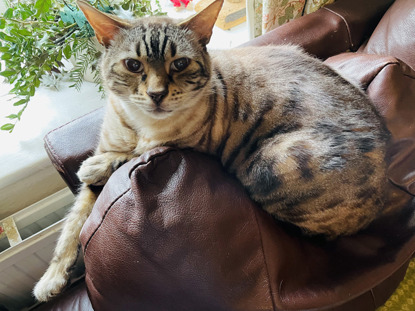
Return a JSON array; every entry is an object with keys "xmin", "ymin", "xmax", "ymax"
[
  {"xmin": 129, "ymin": 93, "xmax": 147, "ymax": 103},
  {"xmin": 128, "ymin": 93, "xmax": 149, "ymax": 111}
]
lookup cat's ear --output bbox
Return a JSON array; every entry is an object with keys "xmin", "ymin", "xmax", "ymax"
[
  {"xmin": 178, "ymin": 0, "xmax": 224, "ymax": 46},
  {"xmin": 77, "ymin": 0, "xmax": 131, "ymax": 48}
]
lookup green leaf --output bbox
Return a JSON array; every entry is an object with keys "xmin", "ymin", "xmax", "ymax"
[
  {"xmin": 34, "ymin": 78, "xmax": 41, "ymax": 87},
  {"xmin": 13, "ymin": 98, "xmax": 29, "ymax": 106},
  {"xmin": 20, "ymin": 8, "xmax": 34, "ymax": 20},
  {"xmin": 29, "ymin": 85, "xmax": 35, "ymax": 96},
  {"xmin": 42, "ymin": 64, "xmax": 51, "ymax": 71},
  {"xmin": 0, "ymin": 47, "xmax": 9, "ymax": 53},
  {"xmin": 0, "ymin": 32, "xmax": 17, "ymax": 43},
  {"xmin": 17, "ymin": 29, "xmax": 32, "ymax": 36},
  {"xmin": 6, "ymin": 114, "xmax": 19, "ymax": 120},
  {"xmin": 1, "ymin": 53, "xmax": 12, "ymax": 60},
  {"xmin": 17, "ymin": 109, "xmax": 25, "ymax": 119},
  {"xmin": 0, "ymin": 18, "xmax": 5, "ymax": 29},
  {"xmin": 34, "ymin": 0, "xmax": 52, "ymax": 17},
  {"xmin": 3, "ymin": 8, "xmax": 14, "ymax": 19},
  {"xmin": 1, "ymin": 123, "xmax": 14, "ymax": 132},
  {"xmin": 56, "ymin": 48, "xmax": 63, "ymax": 62},
  {"xmin": 0, "ymin": 70, "xmax": 16, "ymax": 77},
  {"xmin": 63, "ymin": 44, "xmax": 72, "ymax": 59}
]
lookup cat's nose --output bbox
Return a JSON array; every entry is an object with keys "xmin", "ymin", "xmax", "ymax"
[{"xmin": 147, "ymin": 89, "xmax": 168, "ymax": 106}]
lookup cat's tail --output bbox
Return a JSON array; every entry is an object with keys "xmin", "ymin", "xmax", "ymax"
[{"xmin": 33, "ymin": 184, "xmax": 97, "ymax": 302}]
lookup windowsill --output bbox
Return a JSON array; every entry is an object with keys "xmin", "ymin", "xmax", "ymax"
[
  {"xmin": 0, "ymin": 80, "xmax": 105, "ymax": 218},
  {"xmin": 0, "ymin": 0, "xmax": 249, "ymax": 218}
]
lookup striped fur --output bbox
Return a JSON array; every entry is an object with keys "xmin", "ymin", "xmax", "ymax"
[
  {"xmin": 96, "ymin": 18, "xmax": 388, "ymax": 237},
  {"xmin": 34, "ymin": 0, "xmax": 389, "ymax": 302}
]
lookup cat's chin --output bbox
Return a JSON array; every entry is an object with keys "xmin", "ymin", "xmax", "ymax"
[{"xmin": 145, "ymin": 107, "xmax": 175, "ymax": 120}]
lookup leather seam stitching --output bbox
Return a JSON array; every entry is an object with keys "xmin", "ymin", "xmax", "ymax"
[
  {"xmin": 323, "ymin": 7, "xmax": 353, "ymax": 49},
  {"xmin": 83, "ymin": 187, "xmax": 131, "ymax": 256},
  {"xmin": 253, "ymin": 210, "xmax": 276, "ymax": 310}
]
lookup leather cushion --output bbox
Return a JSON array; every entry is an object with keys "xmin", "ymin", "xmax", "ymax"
[
  {"xmin": 44, "ymin": 108, "xmax": 103, "ymax": 193},
  {"xmin": 80, "ymin": 145, "xmax": 415, "ymax": 310},
  {"xmin": 244, "ymin": 0, "xmax": 394, "ymax": 59},
  {"xmin": 359, "ymin": 0, "xmax": 415, "ymax": 70},
  {"xmin": 325, "ymin": 53, "xmax": 415, "ymax": 195}
]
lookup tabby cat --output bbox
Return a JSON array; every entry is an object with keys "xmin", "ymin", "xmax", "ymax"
[{"xmin": 33, "ymin": 0, "xmax": 389, "ymax": 301}]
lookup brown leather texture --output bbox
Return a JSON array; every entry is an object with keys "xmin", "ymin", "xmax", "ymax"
[
  {"xmin": 243, "ymin": 0, "xmax": 394, "ymax": 59},
  {"xmin": 44, "ymin": 108, "xmax": 103, "ymax": 193},
  {"xmin": 359, "ymin": 0, "xmax": 415, "ymax": 71},
  {"xmin": 324, "ymin": 0, "xmax": 394, "ymax": 50},
  {"xmin": 81, "ymin": 146, "xmax": 415, "ymax": 310}
]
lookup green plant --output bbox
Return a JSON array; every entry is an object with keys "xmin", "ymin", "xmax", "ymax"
[{"xmin": 0, "ymin": 0, "xmax": 164, "ymax": 132}]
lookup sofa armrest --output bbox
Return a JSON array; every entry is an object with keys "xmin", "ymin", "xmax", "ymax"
[
  {"xmin": 80, "ymin": 146, "xmax": 415, "ymax": 311},
  {"xmin": 243, "ymin": 0, "xmax": 394, "ymax": 59},
  {"xmin": 44, "ymin": 108, "xmax": 104, "ymax": 194}
]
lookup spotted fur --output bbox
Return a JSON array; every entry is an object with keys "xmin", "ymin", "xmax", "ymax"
[{"xmin": 33, "ymin": 0, "xmax": 389, "ymax": 302}]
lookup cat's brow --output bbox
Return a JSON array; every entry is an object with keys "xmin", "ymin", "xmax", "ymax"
[
  {"xmin": 150, "ymin": 28, "xmax": 161, "ymax": 59},
  {"xmin": 160, "ymin": 33, "xmax": 169, "ymax": 59},
  {"xmin": 138, "ymin": 24, "xmax": 171, "ymax": 60},
  {"xmin": 170, "ymin": 41, "xmax": 177, "ymax": 58},
  {"xmin": 142, "ymin": 34, "xmax": 150, "ymax": 56},
  {"xmin": 136, "ymin": 42, "xmax": 141, "ymax": 57}
]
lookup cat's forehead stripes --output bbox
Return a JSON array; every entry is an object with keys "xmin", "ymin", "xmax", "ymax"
[
  {"xmin": 132, "ymin": 23, "xmax": 178, "ymax": 60},
  {"xmin": 129, "ymin": 20, "xmax": 195, "ymax": 61}
]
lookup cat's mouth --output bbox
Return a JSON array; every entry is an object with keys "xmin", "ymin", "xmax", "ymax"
[{"xmin": 147, "ymin": 106, "xmax": 173, "ymax": 116}]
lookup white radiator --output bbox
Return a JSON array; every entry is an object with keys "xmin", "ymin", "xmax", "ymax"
[{"xmin": 0, "ymin": 188, "xmax": 74, "ymax": 311}]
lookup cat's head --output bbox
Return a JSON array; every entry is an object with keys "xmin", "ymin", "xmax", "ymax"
[{"xmin": 78, "ymin": 0, "xmax": 223, "ymax": 120}]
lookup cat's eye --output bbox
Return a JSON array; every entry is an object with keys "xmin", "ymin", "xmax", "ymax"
[
  {"xmin": 171, "ymin": 58, "xmax": 190, "ymax": 72},
  {"xmin": 124, "ymin": 59, "xmax": 143, "ymax": 73}
]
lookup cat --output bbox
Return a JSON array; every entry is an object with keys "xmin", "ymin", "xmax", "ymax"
[{"xmin": 33, "ymin": 0, "xmax": 389, "ymax": 302}]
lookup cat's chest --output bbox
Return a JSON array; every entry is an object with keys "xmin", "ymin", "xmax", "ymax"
[{"xmin": 131, "ymin": 118, "xmax": 196, "ymax": 154}]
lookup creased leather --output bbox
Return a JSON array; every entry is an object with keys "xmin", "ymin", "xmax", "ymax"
[
  {"xmin": 359, "ymin": 0, "xmax": 415, "ymax": 71},
  {"xmin": 243, "ymin": 0, "xmax": 394, "ymax": 59},
  {"xmin": 44, "ymin": 108, "xmax": 104, "ymax": 193},
  {"xmin": 83, "ymin": 149, "xmax": 274, "ymax": 311},
  {"xmin": 326, "ymin": 53, "xmax": 415, "ymax": 195},
  {"xmin": 81, "ymin": 148, "xmax": 415, "ymax": 311}
]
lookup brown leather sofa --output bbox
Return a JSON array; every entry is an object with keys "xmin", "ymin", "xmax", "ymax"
[{"xmin": 37, "ymin": 0, "xmax": 415, "ymax": 309}]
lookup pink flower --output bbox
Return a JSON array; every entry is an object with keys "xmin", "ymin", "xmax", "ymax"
[
  {"xmin": 181, "ymin": 0, "xmax": 191, "ymax": 7},
  {"xmin": 170, "ymin": 0, "xmax": 182, "ymax": 7},
  {"xmin": 170, "ymin": 0, "xmax": 192, "ymax": 8}
]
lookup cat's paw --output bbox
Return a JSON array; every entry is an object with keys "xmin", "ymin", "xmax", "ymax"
[
  {"xmin": 77, "ymin": 153, "xmax": 127, "ymax": 186},
  {"xmin": 33, "ymin": 264, "xmax": 68, "ymax": 302}
]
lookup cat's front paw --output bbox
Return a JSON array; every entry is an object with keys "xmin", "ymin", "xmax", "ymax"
[
  {"xmin": 77, "ymin": 153, "xmax": 127, "ymax": 186},
  {"xmin": 33, "ymin": 263, "xmax": 68, "ymax": 302}
]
